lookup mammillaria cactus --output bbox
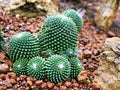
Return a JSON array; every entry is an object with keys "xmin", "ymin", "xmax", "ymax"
[
  {"xmin": 13, "ymin": 59, "xmax": 29, "ymax": 76},
  {"xmin": 7, "ymin": 32, "xmax": 39, "ymax": 62},
  {"xmin": 69, "ymin": 57, "xmax": 83, "ymax": 78},
  {"xmin": 64, "ymin": 48, "xmax": 78, "ymax": 58},
  {"xmin": 38, "ymin": 14, "xmax": 78, "ymax": 54},
  {"xmin": 27, "ymin": 56, "xmax": 45, "ymax": 80},
  {"xmin": 45, "ymin": 55, "xmax": 71, "ymax": 83},
  {"xmin": 63, "ymin": 9, "xmax": 83, "ymax": 33}
]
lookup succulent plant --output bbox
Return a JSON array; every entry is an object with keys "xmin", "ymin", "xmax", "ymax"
[
  {"xmin": 64, "ymin": 48, "xmax": 78, "ymax": 58},
  {"xmin": 38, "ymin": 14, "xmax": 78, "ymax": 54},
  {"xmin": 69, "ymin": 57, "xmax": 83, "ymax": 78},
  {"xmin": 7, "ymin": 32, "xmax": 39, "ymax": 62},
  {"xmin": 45, "ymin": 55, "xmax": 71, "ymax": 83},
  {"xmin": 0, "ymin": 26, "xmax": 5, "ymax": 50},
  {"xmin": 27, "ymin": 56, "xmax": 45, "ymax": 80},
  {"xmin": 13, "ymin": 59, "xmax": 29, "ymax": 76},
  {"xmin": 63, "ymin": 9, "xmax": 83, "ymax": 33}
]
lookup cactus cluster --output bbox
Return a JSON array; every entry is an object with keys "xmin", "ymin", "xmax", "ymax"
[
  {"xmin": 63, "ymin": 9, "xmax": 83, "ymax": 33},
  {"xmin": 13, "ymin": 55, "xmax": 83, "ymax": 83},
  {"xmin": 9, "ymin": 9, "xmax": 84, "ymax": 84},
  {"xmin": 38, "ymin": 14, "xmax": 78, "ymax": 54},
  {"xmin": 7, "ymin": 32, "xmax": 39, "ymax": 62}
]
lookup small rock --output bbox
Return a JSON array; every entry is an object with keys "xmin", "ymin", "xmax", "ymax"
[
  {"xmin": 27, "ymin": 80, "xmax": 33, "ymax": 86},
  {"xmin": 8, "ymin": 72, "xmax": 16, "ymax": 79},
  {"xmin": 10, "ymin": 79, "xmax": 17, "ymax": 85},
  {"xmin": 35, "ymin": 80, "xmax": 43, "ymax": 85},
  {"xmin": 77, "ymin": 71, "xmax": 88, "ymax": 83},
  {"xmin": 19, "ymin": 75, "xmax": 27, "ymax": 80},
  {"xmin": 47, "ymin": 81, "xmax": 54, "ymax": 89},
  {"xmin": 54, "ymin": 86, "xmax": 59, "ymax": 90},
  {"xmin": 0, "ymin": 64, "xmax": 9, "ymax": 73},
  {"xmin": 83, "ymin": 49, "xmax": 92, "ymax": 58},
  {"xmin": 73, "ymin": 87, "xmax": 79, "ymax": 90},
  {"xmin": 64, "ymin": 81, "xmax": 71, "ymax": 87},
  {"xmin": 41, "ymin": 82, "xmax": 47, "ymax": 89},
  {"xmin": 60, "ymin": 86, "xmax": 67, "ymax": 90}
]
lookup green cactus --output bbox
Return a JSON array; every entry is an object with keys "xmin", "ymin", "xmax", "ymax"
[
  {"xmin": 13, "ymin": 59, "xmax": 29, "ymax": 76},
  {"xmin": 69, "ymin": 57, "xmax": 83, "ymax": 78},
  {"xmin": 7, "ymin": 32, "xmax": 39, "ymax": 62},
  {"xmin": 45, "ymin": 55, "xmax": 71, "ymax": 83},
  {"xmin": 64, "ymin": 48, "xmax": 78, "ymax": 58},
  {"xmin": 63, "ymin": 9, "xmax": 83, "ymax": 33},
  {"xmin": 0, "ymin": 26, "xmax": 5, "ymax": 50},
  {"xmin": 38, "ymin": 14, "xmax": 78, "ymax": 54},
  {"xmin": 27, "ymin": 56, "xmax": 45, "ymax": 80}
]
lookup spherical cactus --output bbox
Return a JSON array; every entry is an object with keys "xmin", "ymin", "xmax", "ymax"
[
  {"xmin": 69, "ymin": 57, "xmax": 83, "ymax": 78},
  {"xmin": 7, "ymin": 32, "xmax": 40, "ymax": 62},
  {"xmin": 63, "ymin": 9, "xmax": 83, "ymax": 33},
  {"xmin": 45, "ymin": 55, "xmax": 71, "ymax": 83},
  {"xmin": 13, "ymin": 59, "xmax": 29, "ymax": 76},
  {"xmin": 38, "ymin": 14, "xmax": 78, "ymax": 54},
  {"xmin": 27, "ymin": 56, "xmax": 45, "ymax": 80}
]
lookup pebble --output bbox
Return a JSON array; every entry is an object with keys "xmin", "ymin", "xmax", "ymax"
[{"xmin": 0, "ymin": 64, "xmax": 9, "ymax": 73}]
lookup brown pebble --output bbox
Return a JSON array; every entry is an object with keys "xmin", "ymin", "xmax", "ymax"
[
  {"xmin": 21, "ymin": 80, "xmax": 27, "ymax": 86},
  {"xmin": 31, "ymin": 85, "xmax": 37, "ymax": 89},
  {"xmin": 0, "ymin": 64, "xmax": 9, "ymax": 73},
  {"xmin": 8, "ymin": 72, "xmax": 16, "ymax": 79},
  {"xmin": 72, "ymin": 83, "xmax": 79, "ymax": 87},
  {"xmin": 10, "ymin": 79, "xmax": 17, "ymax": 85},
  {"xmin": 71, "ymin": 79, "xmax": 76, "ymax": 83},
  {"xmin": 54, "ymin": 86, "xmax": 59, "ymax": 90},
  {"xmin": 60, "ymin": 86, "xmax": 67, "ymax": 90},
  {"xmin": 83, "ymin": 49, "xmax": 92, "ymax": 58},
  {"xmin": 47, "ymin": 81, "xmax": 54, "ymax": 89},
  {"xmin": 7, "ymin": 89, "xmax": 14, "ymax": 90},
  {"xmin": 57, "ymin": 82, "xmax": 63, "ymax": 86},
  {"xmin": 64, "ymin": 81, "xmax": 71, "ymax": 87},
  {"xmin": 27, "ymin": 77, "xmax": 36, "ymax": 82},
  {"xmin": 27, "ymin": 80, "xmax": 33, "ymax": 86},
  {"xmin": 74, "ymin": 87, "xmax": 79, "ymax": 90},
  {"xmin": 88, "ymin": 59, "xmax": 93, "ymax": 63},
  {"xmin": 19, "ymin": 75, "xmax": 27, "ymax": 81},
  {"xmin": 0, "ymin": 74, "xmax": 9, "ymax": 80},
  {"xmin": 35, "ymin": 80, "xmax": 43, "ymax": 85},
  {"xmin": 77, "ymin": 71, "xmax": 88, "ymax": 83},
  {"xmin": 41, "ymin": 82, "xmax": 47, "ymax": 89}
]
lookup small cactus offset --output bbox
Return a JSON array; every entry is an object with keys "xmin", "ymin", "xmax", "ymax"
[
  {"xmin": 7, "ymin": 32, "xmax": 39, "ymax": 62},
  {"xmin": 27, "ymin": 56, "xmax": 45, "ymax": 80},
  {"xmin": 63, "ymin": 9, "xmax": 83, "ymax": 33},
  {"xmin": 38, "ymin": 14, "xmax": 78, "ymax": 54},
  {"xmin": 45, "ymin": 55, "xmax": 71, "ymax": 83},
  {"xmin": 13, "ymin": 59, "xmax": 29, "ymax": 76},
  {"xmin": 69, "ymin": 57, "xmax": 83, "ymax": 78}
]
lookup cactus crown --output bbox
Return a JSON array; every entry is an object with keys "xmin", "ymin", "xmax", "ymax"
[
  {"xmin": 13, "ymin": 59, "xmax": 29, "ymax": 76},
  {"xmin": 45, "ymin": 55, "xmax": 71, "ymax": 83},
  {"xmin": 63, "ymin": 9, "xmax": 83, "ymax": 33},
  {"xmin": 27, "ymin": 56, "xmax": 45, "ymax": 80},
  {"xmin": 69, "ymin": 57, "xmax": 83, "ymax": 78},
  {"xmin": 38, "ymin": 14, "xmax": 78, "ymax": 55},
  {"xmin": 7, "ymin": 32, "xmax": 40, "ymax": 61}
]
